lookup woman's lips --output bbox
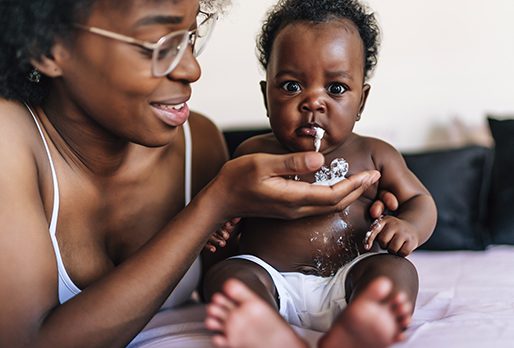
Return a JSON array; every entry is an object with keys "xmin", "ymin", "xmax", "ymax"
[{"xmin": 150, "ymin": 102, "xmax": 190, "ymax": 127}]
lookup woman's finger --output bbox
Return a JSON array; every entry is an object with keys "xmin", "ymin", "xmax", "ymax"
[
  {"xmin": 299, "ymin": 170, "xmax": 380, "ymax": 207},
  {"xmin": 267, "ymin": 152, "xmax": 325, "ymax": 176}
]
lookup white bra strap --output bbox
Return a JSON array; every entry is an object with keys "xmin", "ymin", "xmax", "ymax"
[
  {"xmin": 25, "ymin": 103, "xmax": 60, "ymax": 235},
  {"xmin": 183, "ymin": 121, "xmax": 192, "ymax": 206}
]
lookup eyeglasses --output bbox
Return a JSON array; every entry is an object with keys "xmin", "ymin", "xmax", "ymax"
[{"xmin": 75, "ymin": 11, "xmax": 217, "ymax": 77}]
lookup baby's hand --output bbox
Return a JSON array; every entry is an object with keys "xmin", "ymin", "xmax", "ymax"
[
  {"xmin": 205, "ymin": 217, "xmax": 241, "ymax": 253},
  {"xmin": 363, "ymin": 215, "xmax": 419, "ymax": 256}
]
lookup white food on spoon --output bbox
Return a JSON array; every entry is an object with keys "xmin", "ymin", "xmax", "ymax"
[{"xmin": 313, "ymin": 127, "xmax": 325, "ymax": 152}]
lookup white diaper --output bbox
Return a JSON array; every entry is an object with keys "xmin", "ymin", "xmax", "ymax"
[{"xmin": 231, "ymin": 252, "xmax": 381, "ymax": 332}]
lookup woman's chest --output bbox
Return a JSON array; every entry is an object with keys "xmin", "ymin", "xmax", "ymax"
[{"xmin": 50, "ymin": 161, "xmax": 186, "ymax": 290}]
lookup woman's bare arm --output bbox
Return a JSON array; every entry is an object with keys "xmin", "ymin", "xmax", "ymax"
[{"xmin": 0, "ymin": 104, "xmax": 379, "ymax": 347}]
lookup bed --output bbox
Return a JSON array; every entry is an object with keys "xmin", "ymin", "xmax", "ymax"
[{"xmin": 128, "ymin": 245, "xmax": 514, "ymax": 348}]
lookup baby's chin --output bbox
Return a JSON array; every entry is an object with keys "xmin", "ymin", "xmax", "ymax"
[{"xmin": 284, "ymin": 138, "xmax": 318, "ymax": 152}]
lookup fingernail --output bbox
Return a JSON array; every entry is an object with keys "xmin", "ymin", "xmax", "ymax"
[{"xmin": 369, "ymin": 172, "xmax": 381, "ymax": 184}]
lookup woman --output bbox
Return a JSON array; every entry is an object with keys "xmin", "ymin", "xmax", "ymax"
[{"xmin": 0, "ymin": 0, "xmax": 393, "ymax": 346}]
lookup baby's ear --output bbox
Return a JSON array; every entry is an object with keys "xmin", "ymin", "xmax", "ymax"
[
  {"xmin": 357, "ymin": 84, "xmax": 371, "ymax": 121},
  {"xmin": 260, "ymin": 80, "xmax": 269, "ymax": 117}
]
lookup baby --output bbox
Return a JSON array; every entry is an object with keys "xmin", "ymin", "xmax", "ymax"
[{"xmin": 204, "ymin": 0, "xmax": 436, "ymax": 336}]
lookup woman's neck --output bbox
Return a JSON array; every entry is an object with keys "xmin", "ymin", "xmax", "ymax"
[{"xmin": 40, "ymin": 92, "xmax": 132, "ymax": 177}]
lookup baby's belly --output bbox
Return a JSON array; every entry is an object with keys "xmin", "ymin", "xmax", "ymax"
[{"xmin": 239, "ymin": 201, "xmax": 375, "ymax": 277}]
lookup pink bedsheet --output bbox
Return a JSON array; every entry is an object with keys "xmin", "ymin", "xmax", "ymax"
[
  {"xmin": 130, "ymin": 246, "xmax": 514, "ymax": 348},
  {"xmin": 394, "ymin": 245, "xmax": 514, "ymax": 348}
]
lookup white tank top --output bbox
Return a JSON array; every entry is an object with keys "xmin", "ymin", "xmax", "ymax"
[{"xmin": 26, "ymin": 105, "xmax": 201, "ymax": 308}]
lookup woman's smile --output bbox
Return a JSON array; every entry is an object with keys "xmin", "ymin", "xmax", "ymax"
[{"xmin": 150, "ymin": 100, "xmax": 190, "ymax": 127}]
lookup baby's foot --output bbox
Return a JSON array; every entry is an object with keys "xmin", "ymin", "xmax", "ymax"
[
  {"xmin": 319, "ymin": 277, "xmax": 412, "ymax": 348},
  {"xmin": 205, "ymin": 278, "xmax": 308, "ymax": 348}
]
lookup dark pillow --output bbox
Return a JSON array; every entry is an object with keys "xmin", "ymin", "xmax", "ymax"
[
  {"xmin": 223, "ymin": 128, "xmax": 271, "ymax": 158},
  {"xmin": 487, "ymin": 117, "xmax": 514, "ymax": 244},
  {"xmin": 403, "ymin": 146, "xmax": 492, "ymax": 250}
]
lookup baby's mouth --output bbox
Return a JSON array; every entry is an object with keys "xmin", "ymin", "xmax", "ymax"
[
  {"xmin": 296, "ymin": 125, "xmax": 321, "ymax": 137},
  {"xmin": 295, "ymin": 125, "xmax": 326, "ymax": 152}
]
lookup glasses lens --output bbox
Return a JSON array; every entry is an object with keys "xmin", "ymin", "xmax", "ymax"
[
  {"xmin": 193, "ymin": 11, "xmax": 218, "ymax": 57},
  {"xmin": 153, "ymin": 31, "xmax": 189, "ymax": 76}
]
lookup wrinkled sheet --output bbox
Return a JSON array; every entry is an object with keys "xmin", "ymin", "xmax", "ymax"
[
  {"xmin": 131, "ymin": 246, "xmax": 514, "ymax": 348},
  {"xmin": 394, "ymin": 245, "xmax": 514, "ymax": 348}
]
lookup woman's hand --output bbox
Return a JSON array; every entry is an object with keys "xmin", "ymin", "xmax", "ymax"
[{"xmin": 204, "ymin": 152, "xmax": 381, "ymax": 221}]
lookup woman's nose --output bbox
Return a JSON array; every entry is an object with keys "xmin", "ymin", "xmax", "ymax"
[{"xmin": 166, "ymin": 48, "xmax": 201, "ymax": 83}]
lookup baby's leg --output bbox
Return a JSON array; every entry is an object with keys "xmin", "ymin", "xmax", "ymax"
[
  {"xmin": 203, "ymin": 258, "xmax": 278, "ymax": 309},
  {"xmin": 345, "ymin": 253, "xmax": 419, "ymax": 313}
]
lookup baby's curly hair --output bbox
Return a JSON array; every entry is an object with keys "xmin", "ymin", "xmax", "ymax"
[
  {"xmin": 0, "ymin": 0, "xmax": 230, "ymax": 105},
  {"xmin": 257, "ymin": 0, "xmax": 381, "ymax": 80}
]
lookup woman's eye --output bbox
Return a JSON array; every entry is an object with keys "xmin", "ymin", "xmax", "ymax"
[
  {"xmin": 281, "ymin": 81, "xmax": 301, "ymax": 93},
  {"xmin": 327, "ymin": 83, "xmax": 347, "ymax": 95},
  {"xmin": 138, "ymin": 48, "xmax": 153, "ymax": 59}
]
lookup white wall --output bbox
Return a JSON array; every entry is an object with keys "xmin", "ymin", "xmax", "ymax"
[{"xmin": 190, "ymin": 0, "xmax": 514, "ymax": 151}]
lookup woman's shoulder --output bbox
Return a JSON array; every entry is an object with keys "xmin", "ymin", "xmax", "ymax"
[
  {"xmin": 0, "ymin": 99, "xmax": 45, "ymax": 213},
  {"xmin": 0, "ymin": 99, "xmax": 40, "ymax": 155}
]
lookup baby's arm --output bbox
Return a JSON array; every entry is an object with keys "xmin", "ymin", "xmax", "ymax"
[{"xmin": 364, "ymin": 139, "xmax": 437, "ymax": 256}]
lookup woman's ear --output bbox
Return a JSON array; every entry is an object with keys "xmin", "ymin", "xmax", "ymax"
[
  {"xmin": 260, "ymin": 80, "xmax": 269, "ymax": 117},
  {"xmin": 357, "ymin": 84, "xmax": 371, "ymax": 121},
  {"xmin": 29, "ymin": 42, "xmax": 69, "ymax": 78}
]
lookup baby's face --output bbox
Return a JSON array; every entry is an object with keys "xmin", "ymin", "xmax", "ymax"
[{"xmin": 264, "ymin": 19, "xmax": 369, "ymax": 153}]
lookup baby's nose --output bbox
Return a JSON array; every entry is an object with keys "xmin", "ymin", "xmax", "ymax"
[{"xmin": 301, "ymin": 96, "xmax": 326, "ymax": 113}]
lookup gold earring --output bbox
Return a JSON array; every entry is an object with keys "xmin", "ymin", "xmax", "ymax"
[{"xmin": 28, "ymin": 68, "xmax": 42, "ymax": 83}]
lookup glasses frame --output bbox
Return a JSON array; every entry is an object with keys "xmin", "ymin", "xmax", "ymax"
[{"xmin": 74, "ymin": 10, "xmax": 217, "ymax": 77}]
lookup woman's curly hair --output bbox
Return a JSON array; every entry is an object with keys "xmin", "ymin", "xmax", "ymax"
[
  {"xmin": 0, "ymin": 0, "xmax": 231, "ymax": 105},
  {"xmin": 0, "ymin": 1, "xmax": 95, "ymax": 104},
  {"xmin": 257, "ymin": 0, "xmax": 381, "ymax": 80}
]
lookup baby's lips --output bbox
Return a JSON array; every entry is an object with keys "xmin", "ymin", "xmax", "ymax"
[{"xmin": 296, "ymin": 126, "xmax": 317, "ymax": 137}]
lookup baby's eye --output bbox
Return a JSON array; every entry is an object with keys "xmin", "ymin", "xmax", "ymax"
[
  {"xmin": 327, "ymin": 83, "xmax": 347, "ymax": 95},
  {"xmin": 281, "ymin": 81, "xmax": 301, "ymax": 93}
]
